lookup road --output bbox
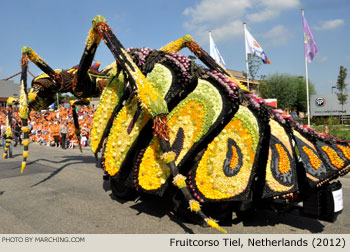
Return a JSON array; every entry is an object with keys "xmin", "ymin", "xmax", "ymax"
[{"xmin": 0, "ymin": 143, "xmax": 350, "ymax": 234}]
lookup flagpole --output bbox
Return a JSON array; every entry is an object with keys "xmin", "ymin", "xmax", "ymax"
[
  {"xmin": 302, "ymin": 8, "xmax": 311, "ymax": 127},
  {"xmin": 209, "ymin": 30, "xmax": 212, "ymax": 60},
  {"xmin": 243, "ymin": 22, "xmax": 250, "ymax": 91},
  {"xmin": 305, "ymin": 50, "xmax": 311, "ymax": 127},
  {"xmin": 209, "ymin": 30, "xmax": 211, "ymax": 49}
]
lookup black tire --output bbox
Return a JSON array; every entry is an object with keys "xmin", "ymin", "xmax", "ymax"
[{"xmin": 109, "ymin": 177, "xmax": 136, "ymax": 200}]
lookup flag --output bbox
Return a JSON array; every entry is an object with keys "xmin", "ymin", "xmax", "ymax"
[
  {"xmin": 302, "ymin": 14, "xmax": 318, "ymax": 63},
  {"xmin": 209, "ymin": 31, "xmax": 226, "ymax": 67},
  {"xmin": 244, "ymin": 27, "xmax": 271, "ymax": 64}
]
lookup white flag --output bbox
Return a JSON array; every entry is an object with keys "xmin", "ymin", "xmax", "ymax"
[
  {"xmin": 245, "ymin": 27, "xmax": 271, "ymax": 64},
  {"xmin": 209, "ymin": 31, "xmax": 226, "ymax": 67}
]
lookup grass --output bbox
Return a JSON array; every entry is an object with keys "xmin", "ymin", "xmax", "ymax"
[{"xmin": 312, "ymin": 124, "xmax": 350, "ymax": 140}]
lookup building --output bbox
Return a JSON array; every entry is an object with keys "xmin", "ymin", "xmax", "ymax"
[
  {"xmin": 227, "ymin": 69, "xmax": 260, "ymax": 91},
  {"xmin": 310, "ymin": 93, "xmax": 350, "ymax": 117},
  {"xmin": 0, "ymin": 79, "xmax": 20, "ymax": 107}
]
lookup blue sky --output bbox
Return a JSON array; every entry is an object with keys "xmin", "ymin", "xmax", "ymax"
[{"xmin": 0, "ymin": 0, "xmax": 349, "ymax": 95}]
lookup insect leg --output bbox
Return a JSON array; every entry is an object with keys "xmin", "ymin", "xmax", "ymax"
[
  {"xmin": 73, "ymin": 18, "xmax": 103, "ymax": 98},
  {"xmin": 21, "ymin": 47, "xmax": 62, "ymax": 87},
  {"xmin": 18, "ymin": 53, "xmax": 30, "ymax": 172}
]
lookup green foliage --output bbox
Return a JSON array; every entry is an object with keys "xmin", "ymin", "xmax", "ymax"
[
  {"xmin": 61, "ymin": 94, "xmax": 76, "ymax": 100},
  {"xmin": 336, "ymin": 65, "xmax": 348, "ymax": 106},
  {"xmin": 312, "ymin": 116, "xmax": 350, "ymax": 140},
  {"xmin": 313, "ymin": 124, "xmax": 350, "ymax": 140},
  {"xmin": 51, "ymin": 93, "xmax": 76, "ymax": 109},
  {"xmin": 259, "ymin": 73, "xmax": 315, "ymax": 112},
  {"xmin": 248, "ymin": 54, "xmax": 262, "ymax": 81},
  {"xmin": 337, "ymin": 93, "xmax": 348, "ymax": 106},
  {"xmin": 311, "ymin": 116, "xmax": 339, "ymax": 126}
]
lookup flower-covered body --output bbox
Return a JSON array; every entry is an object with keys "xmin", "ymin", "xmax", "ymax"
[{"xmin": 14, "ymin": 15, "xmax": 350, "ymax": 233}]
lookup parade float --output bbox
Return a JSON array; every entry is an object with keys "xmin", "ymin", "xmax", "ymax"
[{"xmin": 3, "ymin": 15, "xmax": 348, "ymax": 233}]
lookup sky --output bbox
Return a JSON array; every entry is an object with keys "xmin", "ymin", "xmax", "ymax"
[{"xmin": 0, "ymin": 0, "xmax": 349, "ymax": 95}]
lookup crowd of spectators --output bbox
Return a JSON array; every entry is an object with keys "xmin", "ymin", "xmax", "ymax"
[{"xmin": 1, "ymin": 104, "xmax": 95, "ymax": 152}]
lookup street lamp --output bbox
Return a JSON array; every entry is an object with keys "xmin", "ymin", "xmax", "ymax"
[{"xmin": 332, "ymin": 86, "xmax": 336, "ymax": 93}]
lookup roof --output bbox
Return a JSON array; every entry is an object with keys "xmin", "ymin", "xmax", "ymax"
[
  {"xmin": 0, "ymin": 79, "xmax": 20, "ymax": 100},
  {"xmin": 227, "ymin": 69, "xmax": 260, "ymax": 85}
]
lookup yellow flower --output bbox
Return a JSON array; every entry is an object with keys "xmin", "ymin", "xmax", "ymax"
[
  {"xmin": 27, "ymin": 92, "xmax": 37, "ymax": 103},
  {"xmin": 104, "ymin": 100, "xmax": 150, "ymax": 177},
  {"xmin": 189, "ymin": 200, "xmax": 201, "ymax": 213},
  {"xmin": 205, "ymin": 218, "xmax": 227, "ymax": 234},
  {"xmin": 91, "ymin": 76, "xmax": 121, "ymax": 153},
  {"xmin": 172, "ymin": 174, "xmax": 187, "ymax": 189},
  {"xmin": 159, "ymin": 35, "xmax": 193, "ymax": 53},
  {"xmin": 138, "ymin": 139, "xmax": 170, "ymax": 191},
  {"xmin": 194, "ymin": 105, "xmax": 259, "ymax": 200},
  {"xmin": 161, "ymin": 151, "xmax": 176, "ymax": 164}
]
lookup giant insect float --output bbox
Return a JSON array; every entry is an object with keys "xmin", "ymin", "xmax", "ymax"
[{"xmin": 3, "ymin": 15, "xmax": 349, "ymax": 233}]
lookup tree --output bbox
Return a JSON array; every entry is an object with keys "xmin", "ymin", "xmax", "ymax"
[
  {"xmin": 259, "ymin": 73, "xmax": 315, "ymax": 113},
  {"xmin": 295, "ymin": 76, "xmax": 315, "ymax": 113},
  {"xmin": 248, "ymin": 53, "xmax": 262, "ymax": 81},
  {"xmin": 336, "ymin": 65, "xmax": 348, "ymax": 122},
  {"xmin": 51, "ymin": 93, "xmax": 76, "ymax": 109}
]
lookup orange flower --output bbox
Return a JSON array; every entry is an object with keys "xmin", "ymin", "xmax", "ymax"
[
  {"xmin": 321, "ymin": 146, "xmax": 344, "ymax": 169},
  {"xmin": 229, "ymin": 145, "xmax": 239, "ymax": 169},
  {"xmin": 302, "ymin": 146, "xmax": 322, "ymax": 170},
  {"xmin": 337, "ymin": 145, "xmax": 350, "ymax": 160},
  {"xmin": 275, "ymin": 144, "xmax": 290, "ymax": 174}
]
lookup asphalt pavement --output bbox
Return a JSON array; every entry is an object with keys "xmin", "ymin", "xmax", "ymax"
[{"xmin": 0, "ymin": 143, "xmax": 350, "ymax": 234}]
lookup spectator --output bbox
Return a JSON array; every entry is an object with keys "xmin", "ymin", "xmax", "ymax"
[
  {"xmin": 290, "ymin": 109, "xmax": 301, "ymax": 123},
  {"xmin": 81, "ymin": 129, "xmax": 88, "ymax": 147},
  {"xmin": 13, "ymin": 121, "xmax": 22, "ymax": 147},
  {"xmin": 5, "ymin": 105, "xmax": 95, "ymax": 149},
  {"xmin": 51, "ymin": 122, "xmax": 60, "ymax": 147},
  {"xmin": 1, "ymin": 123, "xmax": 6, "ymax": 148},
  {"xmin": 60, "ymin": 121, "xmax": 68, "ymax": 149}
]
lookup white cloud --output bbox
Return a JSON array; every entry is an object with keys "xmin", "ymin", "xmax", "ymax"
[
  {"xmin": 183, "ymin": 0, "xmax": 250, "ymax": 43},
  {"xmin": 183, "ymin": 0, "xmax": 251, "ymax": 25},
  {"xmin": 261, "ymin": 25, "xmax": 291, "ymax": 46},
  {"xmin": 247, "ymin": 0, "xmax": 300, "ymax": 23},
  {"xmin": 262, "ymin": 0, "xmax": 301, "ymax": 9},
  {"xmin": 346, "ymin": 56, "xmax": 350, "ymax": 61},
  {"xmin": 314, "ymin": 19, "xmax": 345, "ymax": 31},
  {"xmin": 183, "ymin": 0, "xmax": 300, "ymax": 44},
  {"xmin": 247, "ymin": 9, "xmax": 280, "ymax": 23},
  {"xmin": 206, "ymin": 20, "xmax": 243, "ymax": 41}
]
